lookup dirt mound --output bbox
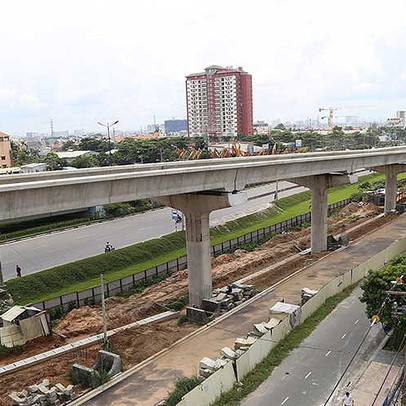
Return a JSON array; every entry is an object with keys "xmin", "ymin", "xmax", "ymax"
[{"xmin": 56, "ymin": 307, "xmax": 103, "ymax": 337}]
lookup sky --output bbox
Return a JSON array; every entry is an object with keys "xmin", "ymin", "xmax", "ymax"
[{"xmin": 1, "ymin": 0, "xmax": 406, "ymax": 135}]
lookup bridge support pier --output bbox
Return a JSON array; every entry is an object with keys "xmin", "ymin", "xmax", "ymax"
[
  {"xmin": 154, "ymin": 192, "xmax": 246, "ymax": 307},
  {"xmin": 372, "ymin": 165, "xmax": 406, "ymax": 214},
  {"xmin": 290, "ymin": 174, "xmax": 355, "ymax": 253}
]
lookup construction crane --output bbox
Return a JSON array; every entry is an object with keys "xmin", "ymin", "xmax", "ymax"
[{"xmin": 319, "ymin": 107, "xmax": 341, "ymax": 131}]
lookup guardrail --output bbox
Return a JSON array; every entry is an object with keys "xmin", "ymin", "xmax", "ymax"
[{"xmin": 32, "ymin": 198, "xmax": 351, "ymax": 314}]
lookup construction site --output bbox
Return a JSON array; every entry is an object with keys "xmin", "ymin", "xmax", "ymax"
[{"xmin": 0, "ymin": 198, "xmax": 398, "ymax": 406}]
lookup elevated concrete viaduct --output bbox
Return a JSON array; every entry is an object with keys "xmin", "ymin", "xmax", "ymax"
[{"xmin": 1, "ymin": 147, "xmax": 406, "ymax": 306}]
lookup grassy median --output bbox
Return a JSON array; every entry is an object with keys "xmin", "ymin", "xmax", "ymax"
[{"xmin": 6, "ymin": 173, "xmax": 389, "ymax": 305}]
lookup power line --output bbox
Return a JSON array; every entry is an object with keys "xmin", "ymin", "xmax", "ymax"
[{"xmin": 371, "ymin": 333, "xmax": 406, "ymax": 406}]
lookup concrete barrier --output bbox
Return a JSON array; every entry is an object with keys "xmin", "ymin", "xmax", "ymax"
[{"xmin": 177, "ymin": 361, "xmax": 237, "ymax": 406}]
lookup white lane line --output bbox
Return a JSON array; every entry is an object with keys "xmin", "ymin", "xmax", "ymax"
[
  {"xmin": 304, "ymin": 371, "xmax": 312, "ymax": 380},
  {"xmin": 325, "ymin": 350, "xmax": 331, "ymax": 357},
  {"xmin": 281, "ymin": 397, "xmax": 290, "ymax": 405},
  {"xmin": 354, "ymin": 319, "xmax": 359, "ymax": 325},
  {"xmin": 341, "ymin": 333, "xmax": 347, "ymax": 339}
]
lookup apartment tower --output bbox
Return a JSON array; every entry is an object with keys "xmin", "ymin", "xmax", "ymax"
[{"xmin": 186, "ymin": 65, "xmax": 253, "ymax": 138}]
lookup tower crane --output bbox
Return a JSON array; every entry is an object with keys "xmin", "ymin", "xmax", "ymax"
[{"xmin": 319, "ymin": 107, "xmax": 341, "ymax": 131}]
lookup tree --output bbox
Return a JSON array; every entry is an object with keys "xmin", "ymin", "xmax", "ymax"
[
  {"xmin": 44, "ymin": 152, "xmax": 66, "ymax": 171},
  {"xmin": 11, "ymin": 141, "xmax": 41, "ymax": 166},
  {"xmin": 61, "ymin": 140, "xmax": 78, "ymax": 151},
  {"xmin": 71, "ymin": 155, "xmax": 98, "ymax": 168},
  {"xmin": 360, "ymin": 255, "xmax": 406, "ymax": 332},
  {"xmin": 79, "ymin": 137, "xmax": 110, "ymax": 153}
]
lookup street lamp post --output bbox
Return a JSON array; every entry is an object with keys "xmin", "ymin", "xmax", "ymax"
[{"xmin": 97, "ymin": 120, "xmax": 119, "ymax": 166}]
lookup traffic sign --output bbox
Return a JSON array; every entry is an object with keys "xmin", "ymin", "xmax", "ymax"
[{"xmin": 372, "ymin": 315, "xmax": 380, "ymax": 324}]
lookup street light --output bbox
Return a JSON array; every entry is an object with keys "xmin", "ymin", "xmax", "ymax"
[{"xmin": 97, "ymin": 120, "xmax": 119, "ymax": 166}]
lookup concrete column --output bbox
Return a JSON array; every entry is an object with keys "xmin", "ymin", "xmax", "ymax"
[
  {"xmin": 311, "ymin": 179, "xmax": 328, "ymax": 253},
  {"xmin": 154, "ymin": 192, "xmax": 247, "ymax": 307},
  {"xmin": 183, "ymin": 211, "xmax": 212, "ymax": 306},
  {"xmin": 371, "ymin": 165, "xmax": 406, "ymax": 214},
  {"xmin": 385, "ymin": 168, "xmax": 398, "ymax": 214},
  {"xmin": 289, "ymin": 174, "xmax": 355, "ymax": 254}
]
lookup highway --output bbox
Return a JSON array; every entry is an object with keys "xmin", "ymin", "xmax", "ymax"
[
  {"xmin": 0, "ymin": 181, "xmax": 306, "ymax": 281},
  {"xmin": 241, "ymin": 288, "xmax": 381, "ymax": 406}
]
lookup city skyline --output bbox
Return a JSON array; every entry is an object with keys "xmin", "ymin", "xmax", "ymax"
[{"xmin": 1, "ymin": 0, "xmax": 406, "ymax": 135}]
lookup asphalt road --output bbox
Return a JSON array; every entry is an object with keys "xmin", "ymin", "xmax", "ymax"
[
  {"xmin": 241, "ymin": 288, "xmax": 380, "ymax": 406},
  {"xmin": 0, "ymin": 180, "xmax": 307, "ymax": 281}
]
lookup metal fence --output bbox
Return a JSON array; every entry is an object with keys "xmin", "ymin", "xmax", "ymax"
[{"xmin": 32, "ymin": 198, "xmax": 351, "ymax": 313}]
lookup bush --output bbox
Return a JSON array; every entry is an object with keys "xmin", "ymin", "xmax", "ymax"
[
  {"xmin": 177, "ymin": 315, "xmax": 187, "ymax": 326},
  {"xmin": 350, "ymin": 191, "xmax": 364, "ymax": 202},
  {"xmin": 0, "ymin": 344, "xmax": 22, "ymax": 359},
  {"xmin": 166, "ymin": 376, "xmax": 201, "ymax": 406},
  {"xmin": 167, "ymin": 295, "xmax": 188, "ymax": 311}
]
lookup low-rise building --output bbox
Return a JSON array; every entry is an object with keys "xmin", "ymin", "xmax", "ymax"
[
  {"xmin": 55, "ymin": 150, "xmax": 96, "ymax": 164},
  {"xmin": 0, "ymin": 132, "xmax": 13, "ymax": 168}
]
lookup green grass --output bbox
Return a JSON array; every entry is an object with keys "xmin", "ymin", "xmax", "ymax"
[
  {"xmin": 6, "ymin": 173, "xmax": 389, "ymax": 305},
  {"xmin": 211, "ymin": 283, "xmax": 358, "ymax": 406}
]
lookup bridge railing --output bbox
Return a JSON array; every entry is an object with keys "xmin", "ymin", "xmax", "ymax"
[{"xmin": 32, "ymin": 198, "xmax": 351, "ymax": 315}]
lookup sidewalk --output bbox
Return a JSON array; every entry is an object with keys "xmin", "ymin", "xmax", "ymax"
[
  {"xmin": 350, "ymin": 350, "xmax": 402, "ymax": 406},
  {"xmin": 83, "ymin": 214, "xmax": 406, "ymax": 406}
]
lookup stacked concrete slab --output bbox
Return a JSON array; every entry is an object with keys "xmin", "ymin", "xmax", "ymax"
[{"xmin": 9, "ymin": 379, "xmax": 74, "ymax": 406}]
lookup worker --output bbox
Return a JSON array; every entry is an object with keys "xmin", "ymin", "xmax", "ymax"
[
  {"xmin": 16, "ymin": 264, "xmax": 22, "ymax": 278},
  {"xmin": 343, "ymin": 392, "xmax": 354, "ymax": 406}
]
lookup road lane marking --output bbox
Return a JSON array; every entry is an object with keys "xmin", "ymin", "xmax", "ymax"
[
  {"xmin": 354, "ymin": 319, "xmax": 359, "ymax": 325},
  {"xmin": 281, "ymin": 397, "xmax": 289, "ymax": 405},
  {"xmin": 325, "ymin": 351, "xmax": 331, "ymax": 357},
  {"xmin": 341, "ymin": 333, "xmax": 347, "ymax": 339},
  {"xmin": 304, "ymin": 371, "xmax": 312, "ymax": 380}
]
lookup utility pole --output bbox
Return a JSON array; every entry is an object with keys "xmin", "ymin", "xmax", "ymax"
[
  {"xmin": 97, "ymin": 120, "xmax": 119, "ymax": 167},
  {"xmin": 100, "ymin": 274, "xmax": 108, "ymax": 348}
]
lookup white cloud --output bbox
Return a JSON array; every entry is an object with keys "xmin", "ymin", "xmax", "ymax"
[{"xmin": 1, "ymin": 0, "xmax": 406, "ymax": 134}]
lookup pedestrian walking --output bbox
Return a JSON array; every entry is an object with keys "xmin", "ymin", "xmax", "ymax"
[
  {"xmin": 16, "ymin": 264, "xmax": 22, "ymax": 278},
  {"xmin": 343, "ymin": 392, "xmax": 354, "ymax": 406}
]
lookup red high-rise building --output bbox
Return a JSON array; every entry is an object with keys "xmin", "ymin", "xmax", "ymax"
[{"xmin": 186, "ymin": 65, "xmax": 253, "ymax": 138}]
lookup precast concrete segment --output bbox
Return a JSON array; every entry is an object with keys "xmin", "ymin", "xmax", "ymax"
[
  {"xmin": 0, "ymin": 147, "xmax": 406, "ymax": 221},
  {"xmin": 372, "ymin": 164, "xmax": 406, "ymax": 214},
  {"xmin": 154, "ymin": 192, "xmax": 247, "ymax": 307}
]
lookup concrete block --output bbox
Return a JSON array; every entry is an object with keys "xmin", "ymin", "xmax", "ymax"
[
  {"xmin": 234, "ymin": 337, "xmax": 256, "ymax": 349},
  {"xmin": 93, "ymin": 350, "xmax": 121, "ymax": 378},
  {"xmin": 263, "ymin": 318, "xmax": 281, "ymax": 330},
  {"xmin": 231, "ymin": 288, "xmax": 243, "ymax": 300},
  {"xmin": 253, "ymin": 324, "xmax": 268, "ymax": 336},
  {"xmin": 199, "ymin": 357, "xmax": 216, "ymax": 371},
  {"xmin": 220, "ymin": 347, "xmax": 237, "ymax": 360},
  {"xmin": 199, "ymin": 368, "xmax": 213, "ymax": 378},
  {"xmin": 214, "ymin": 358, "xmax": 228, "ymax": 370},
  {"xmin": 201, "ymin": 299, "xmax": 220, "ymax": 314},
  {"xmin": 186, "ymin": 306, "xmax": 208, "ymax": 323}
]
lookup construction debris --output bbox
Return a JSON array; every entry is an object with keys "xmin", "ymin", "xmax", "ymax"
[
  {"xmin": 9, "ymin": 379, "xmax": 74, "ymax": 406},
  {"xmin": 270, "ymin": 301, "xmax": 301, "ymax": 328},
  {"xmin": 301, "ymin": 287, "xmax": 318, "ymax": 304}
]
